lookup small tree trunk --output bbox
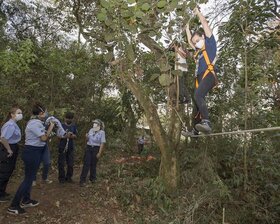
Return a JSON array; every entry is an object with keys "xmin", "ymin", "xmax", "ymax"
[
  {"xmin": 126, "ymin": 105, "xmax": 137, "ymax": 151},
  {"xmin": 121, "ymin": 72, "xmax": 180, "ymax": 191},
  {"xmin": 159, "ymin": 147, "xmax": 179, "ymax": 191}
]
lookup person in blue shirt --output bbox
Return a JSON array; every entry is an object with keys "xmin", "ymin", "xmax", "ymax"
[
  {"xmin": 183, "ymin": 6, "xmax": 218, "ymax": 136},
  {"xmin": 0, "ymin": 105, "xmax": 23, "ymax": 203},
  {"xmin": 7, "ymin": 102, "xmax": 55, "ymax": 215},
  {"xmin": 57, "ymin": 112, "xmax": 77, "ymax": 183},
  {"xmin": 80, "ymin": 119, "xmax": 105, "ymax": 187}
]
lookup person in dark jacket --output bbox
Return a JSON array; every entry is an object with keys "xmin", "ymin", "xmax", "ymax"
[{"xmin": 57, "ymin": 112, "xmax": 77, "ymax": 183}]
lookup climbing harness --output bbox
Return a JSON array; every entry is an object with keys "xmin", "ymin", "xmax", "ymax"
[{"xmin": 194, "ymin": 45, "xmax": 218, "ymax": 89}]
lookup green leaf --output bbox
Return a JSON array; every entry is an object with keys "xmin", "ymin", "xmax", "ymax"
[
  {"xmin": 100, "ymin": 0, "xmax": 110, "ymax": 9},
  {"xmin": 159, "ymin": 73, "xmax": 173, "ymax": 86},
  {"xmin": 97, "ymin": 13, "xmax": 107, "ymax": 21},
  {"xmin": 121, "ymin": 10, "xmax": 133, "ymax": 18},
  {"xmin": 149, "ymin": 31, "xmax": 157, "ymax": 37},
  {"xmin": 126, "ymin": 45, "xmax": 135, "ymax": 61},
  {"xmin": 171, "ymin": 70, "xmax": 183, "ymax": 76},
  {"xmin": 141, "ymin": 3, "xmax": 150, "ymax": 11},
  {"xmin": 104, "ymin": 33, "xmax": 115, "ymax": 42},
  {"xmin": 127, "ymin": 0, "xmax": 136, "ymax": 4},
  {"xmin": 159, "ymin": 62, "xmax": 171, "ymax": 72},
  {"xmin": 135, "ymin": 10, "xmax": 145, "ymax": 18},
  {"xmin": 149, "ymin": 73, "xmax": 160, "ymax": 81},
  {"xmin": 104, "ymin": 52, "xmax": 114, "ymax": 62},
  {"xmin": 105, "ymin": 19, "xmax": 112, "ymax": 27},
  {"xmin": 198, "ymin": 0, "xmax": 208, "ymax": 4},
  {"xmin": 101, "ymin": 8, "xmax": 107, "ymax": 13},
  {"xmin": 170, "ymin": 0, "xmax": 179, "ymax": 10},
  {"xmin": 157, "ymin": 0, "xmax": 167, "ymax": 9},
  {"xmin": 188, "ymin": 1, "xmax": 196, "ymax": 10}
]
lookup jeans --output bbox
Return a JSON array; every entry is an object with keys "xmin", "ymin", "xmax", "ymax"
[
  {"xmin": 0, "ymin": 144, "xmax": 19, "ymax": 197},
  {"xmin": 58, "ymin": 147, "xmax": 74, "ymax": 181},
  {"xmin": 80, "ymin": 145, "xmax": 100, "ymax": 183},
  {"xmin": 138, "ymin": 144, "xmax": 144, "ymax": 154},
  {"xmin": 10, "ymin": 145, "xmax": 45, "ymax": 207},
  {"xmin": 34, "ymin": 145, "xmax": 51, "ymax": 181},
  {"xmin": 41, "ymin": 145, "xmax": 51, "ymax": 180},
  {"xmin": 193, "ymin": 72, "xmax": 216, "ymax": 125}
]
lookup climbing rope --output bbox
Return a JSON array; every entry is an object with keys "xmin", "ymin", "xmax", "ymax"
[{"xmin": 190, "ymin": 127, "xmax": 280, "ymax": 138}]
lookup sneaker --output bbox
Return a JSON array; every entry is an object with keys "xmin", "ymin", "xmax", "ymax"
[
  {"xmin": 65, "ymin": 178, "xmax": 74, "ymax": 183},
  {"xmin": 79, "ymin": 182, "xmax": 86, "ymax": 187},
  {"xmin": 7, "ymin": 206, "xmax": 26, "ymax": 215},
  {"xmin": 181, "ymin": 128, "xmax": 199, "ymax": 137},
  {"xmin": 59, "ymin": 179, "xmax": 65, "ymax": 184},
  {"xmin": 42, "ymin": 179, "xmax": 53, "ymax": 184},
  {"xmin": 0, "ymin": 195, "xmax": 11, "ymax": 203},
  {"xmin": 20, "ymin": 199, "xmax": 39, "ymax": 208},
  {"xmin": 90, "ymin": 179, "xmax": 96, "ymax": 184},
  {"xmin": 195, "ymin": 120, "xmax": 212, "ymax": 134},
  {"xmin": 4, "ymin": 192, "xmax": 11, "ymax": 197}
]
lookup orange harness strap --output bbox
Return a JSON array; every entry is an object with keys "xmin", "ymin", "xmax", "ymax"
[{"xmin": 195, "ymin": 47, "xmax": 217, "ymax": 89}]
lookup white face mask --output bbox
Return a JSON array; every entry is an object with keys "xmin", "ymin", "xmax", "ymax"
[
  {"xmin": 195, "ymin": 39, "xmax": 204, "ymax": 49},
  {"xmin": 15, "ymin": 114, "xmax": 23, "ymax": 121}
]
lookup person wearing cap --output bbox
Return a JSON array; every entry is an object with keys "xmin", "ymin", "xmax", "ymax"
[
  {"xmin": 7, "ymin": 102, "xmax": 55, "ymax": 215},
  {"xmin": 0, "ymin": 105, "xmax": 23, "ymax": 203},
  {"xmin": 79, "ymin": 119, "xmax": 105, "ymax": 187}
]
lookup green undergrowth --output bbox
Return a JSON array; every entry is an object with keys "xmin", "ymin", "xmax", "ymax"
[
  {"xmin": 11, "ymin": 135, "xmax": 280, "ymax": 224},
  {"xmin": 103, "ymin": 136, "xmax": 280, "ymax": 223}
]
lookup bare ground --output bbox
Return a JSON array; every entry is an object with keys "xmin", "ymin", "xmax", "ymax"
[{"xmin": 0, "ymin": 153, "xmax": 150, "ymax": 224}]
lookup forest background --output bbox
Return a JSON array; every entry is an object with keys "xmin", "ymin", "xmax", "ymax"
[{"xmin": 0, "ymin": 0, "xmax": 279, "ymax": 223}]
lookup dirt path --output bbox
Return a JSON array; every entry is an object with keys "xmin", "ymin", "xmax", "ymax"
[{"xmin": 0, "ymin": 163, "xmax": 133, "ymax": 224}]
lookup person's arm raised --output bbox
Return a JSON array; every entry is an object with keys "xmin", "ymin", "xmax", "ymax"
[
  {"xmin": 193, "ymin": 7, "xmax": 212, "ymax": 38},
  {"xmin": 185, "ymin": 22, "xmax": 196, "ymax": 50}
]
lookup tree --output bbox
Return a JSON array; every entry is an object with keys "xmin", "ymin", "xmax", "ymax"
[{"xmin": 56, "ymin": 0, "xmax": 204, "ymax": 191}]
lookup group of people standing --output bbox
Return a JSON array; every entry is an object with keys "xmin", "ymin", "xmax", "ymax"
[{"xmin": 0, "ymin": 102, "xmax": 106, "ymax": 215}]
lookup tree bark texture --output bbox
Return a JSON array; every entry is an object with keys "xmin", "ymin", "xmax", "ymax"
[{"xmin": 120, "ymin": 71, "xmax": 180, "ymax": 191}]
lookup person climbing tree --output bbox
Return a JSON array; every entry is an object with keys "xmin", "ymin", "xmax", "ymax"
[{"xmin": 182, "ymin": 6, "xmax": 218, "ymax": 136}]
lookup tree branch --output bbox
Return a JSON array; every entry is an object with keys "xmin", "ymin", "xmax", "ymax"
[{"xmin": 138, "ymin": 33, "xmax": 164, "ymax": 58}]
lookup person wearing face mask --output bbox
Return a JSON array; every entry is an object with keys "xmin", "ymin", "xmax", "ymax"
[
  {"xmin": 57, "ymin": 112, "xmax": 77, "ymax": 183},
  {"xmin": 79, "ymin": 119, "xmax": 105, "ymax": 187},
  {"xmin": 32, "ymin": 114, "xmax": 66, "ymax": 186},
  {"xmin": 183, "ymin": 6, "xmax": 218, "ymax": 136},
  {"xmin": 0, "ymin": 105, "xmax": 23, "ymax": 203},
  {"xmin": 7, "ymin": 102, "xmax": 55, "ymax": 215}
]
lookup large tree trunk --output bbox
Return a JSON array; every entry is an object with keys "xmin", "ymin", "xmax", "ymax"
[{"xmin": 120, "ymin": 72, "xmax": 180, "ymax": 191}]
